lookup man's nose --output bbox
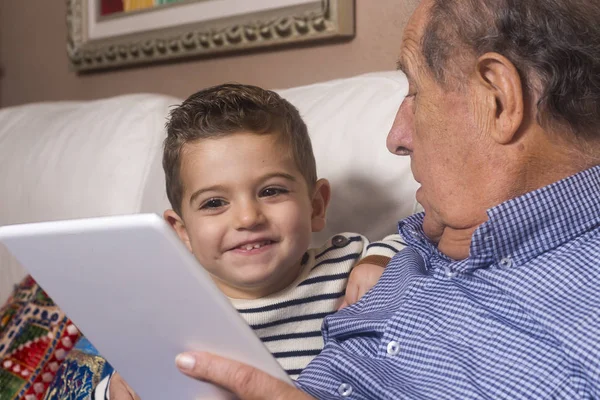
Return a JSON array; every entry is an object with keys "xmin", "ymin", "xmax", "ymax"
[
  {"xmin": 234, "ymin": 200, "xmax": 265, "ymax": 230},
  {"xmin": 386, "ymin": 98, "xmax": 414, "ymax": 156}
]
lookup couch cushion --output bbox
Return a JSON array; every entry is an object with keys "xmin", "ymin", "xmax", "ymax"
[
  {"xmin": 0, "ymin": 94, "xmax": 179, "ymax": 225},
  {"xmin": 0, "ymin": 94, "xmax": 180, "ymax": 303}
]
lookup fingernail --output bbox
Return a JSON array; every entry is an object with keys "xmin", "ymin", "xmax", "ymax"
[{"xmin": 176, "ymin": 353, "xmax": 196, "ymax": 371}]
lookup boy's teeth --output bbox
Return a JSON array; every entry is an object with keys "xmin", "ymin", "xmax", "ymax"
[{"xmin": 241, "ymin": 241, "xmax": 269, "ymax": 250}]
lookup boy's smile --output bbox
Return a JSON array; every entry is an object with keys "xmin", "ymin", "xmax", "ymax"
[
  {"xmin": 229, "ymin": 239, "xmax": 274, "ymax": 252},
  {"xmin": 164, "ymin": 132, "xmax": 330, "ymax": 299}
]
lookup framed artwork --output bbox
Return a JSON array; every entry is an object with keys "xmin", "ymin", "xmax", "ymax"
[{"xmin": 66, "ymin": 0, "xmax": 355, "ymax": 72}]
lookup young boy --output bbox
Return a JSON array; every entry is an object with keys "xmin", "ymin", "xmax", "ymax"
[
  {"xmin": 51, "ymin": 83, "xmax": 405, "ymax": 399},
  {"xmin": 159, "ymin": 83, "xmax": 404, "ymax": 379}
]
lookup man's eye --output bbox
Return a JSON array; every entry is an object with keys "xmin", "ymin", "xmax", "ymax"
[
  {"xmin": 200, "ymin": 198, "xmax": 226, "ymax": 209},
  {"xmin": 260, "ymin": 187, "xmax": 288, "ymax": 197}
]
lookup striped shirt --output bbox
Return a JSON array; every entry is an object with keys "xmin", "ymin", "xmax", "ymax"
[
  {"xmin": 297, "ymin": 165, "xmax": 600, "ymax": 399},
  {"xmin": 231, "ymin": 233, "xmax": 404, "ymax": 380}
]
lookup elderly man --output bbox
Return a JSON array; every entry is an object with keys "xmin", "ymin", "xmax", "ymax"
[{"xmin": 116, "ymin": 0, "xmax": 600, "ymax": 398}]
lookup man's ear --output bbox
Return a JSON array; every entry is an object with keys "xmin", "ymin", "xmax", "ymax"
[
  {"xmin": 310, "ymin": 178, "xmax": 331, "ymax": 233},
  {"xmin": 163, "ymin": 209, "xmax": 193, "ymax": 252},
  {"xmin": 474, "ymin": 52, "xmax": 524, "ymax": 144}
]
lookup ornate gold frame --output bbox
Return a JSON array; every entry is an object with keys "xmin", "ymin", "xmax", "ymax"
[{"xmin": 66, "ymin": 0, "xmax": 355, "ymax": 72}]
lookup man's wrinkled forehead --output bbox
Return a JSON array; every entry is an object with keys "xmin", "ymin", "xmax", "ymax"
[{"xmin": 397, "ymin": 1, "xmax": 431, "ymax": 80}]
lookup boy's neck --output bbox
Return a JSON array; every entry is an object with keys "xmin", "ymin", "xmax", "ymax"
[{"xmin": 212, "ymin": 255, "xmax": 309, "ymax": 300}]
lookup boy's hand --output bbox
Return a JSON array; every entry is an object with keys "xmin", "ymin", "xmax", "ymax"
[
  {"xmin": 338, "ymin": 263, "xmax": 385, "ymax": 310},
  {"xmin": 109, "ymin": 372, "xmax": 140, "ymax": 400}
]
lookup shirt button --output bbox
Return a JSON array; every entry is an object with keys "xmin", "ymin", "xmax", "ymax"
[
  {"xmin": 332, "ymin": 235, "xmax": 350, "ymax": 248},
  {"xmin": 499, "ymin": 256, "xmax": 513, "ymax": 268},
  {"xmin": 338, "ymin": 383, "xmax": 353, "ymax": 397},
  {"xmin": 387, "ymin": 340, "xmax": 400, "ymax": 356},
  {"xmin": 445, "ymin": 269, "xmax": 457, "ymax": 278}
]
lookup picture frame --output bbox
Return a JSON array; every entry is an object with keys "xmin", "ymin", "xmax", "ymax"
[{"xmin": 66, "ymin": 0, "xmax": 355, "ymax": 72}]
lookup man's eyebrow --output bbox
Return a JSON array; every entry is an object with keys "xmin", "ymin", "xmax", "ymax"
[
  {"xmin": 396, "ymin": 58, "xmax": 413, "ymax": 81},
  {"xmin": 396, "ymin": 59, "xmax": 405, "ymax": 72}
]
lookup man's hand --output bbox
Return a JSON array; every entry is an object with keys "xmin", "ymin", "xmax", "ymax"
[
  {"xmin": 338, "ymin": 263, "xmax": 385, "ymax": 310},
  {"xmin": 176, "ymin": 352, "xmax": 315, "ymax": 400},
  {"xmin": 108, "ymin": 372, "xmax": 141, "ymax": 400}
]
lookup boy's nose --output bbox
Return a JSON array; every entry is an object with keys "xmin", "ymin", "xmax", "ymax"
[{"xmin": 234, "ymin": 201, "xmax": 265, "ymax": 230}]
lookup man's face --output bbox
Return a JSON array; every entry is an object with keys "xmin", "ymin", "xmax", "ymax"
[
  {"xmin": 168, "ymin": 133, "xmax": 325, "ymax": 299},
  {"xmin": 387, "ymin": 0, "xmax": 496, "ymax": 244}
]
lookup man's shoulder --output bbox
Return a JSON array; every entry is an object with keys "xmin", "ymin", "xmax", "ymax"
[{"xmin": 540, "ymin": 225, "xmax": 600, "ymax": 265}]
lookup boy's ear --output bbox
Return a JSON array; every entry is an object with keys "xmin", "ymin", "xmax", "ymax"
[
  {"xmin": 311, "ymin": 178, "xmax": 331, "ymax": 233},
  {"xmin": 163, "ymin": 209, "xmax": 193, "ymax": 252}
]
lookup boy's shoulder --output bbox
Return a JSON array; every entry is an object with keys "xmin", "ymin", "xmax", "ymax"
[
  {"xmin": 296, "ymin": 233, "xmax": 367, "ymax": 280},
  {"xmin": 311, "ymin": 232, "xmax": 369, "ymax": 260},
  {"xmin": 311, "ymin": 232, "xmax": 406, "ymax": 263}
]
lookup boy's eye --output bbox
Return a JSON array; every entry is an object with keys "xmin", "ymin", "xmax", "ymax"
[
  {"xmin": 200, "ymin": 198, "xmax": 227, "ymax": 209},
  {"xmin": 260, "ymin": 187, "xmax": 288, "ymax": 197}
]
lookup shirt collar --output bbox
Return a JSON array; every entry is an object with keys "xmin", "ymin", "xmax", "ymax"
[
  {"xmin": 399, "ymin": 165, "xmax": 600, "ymax": 273},
  {"xmin": 398, "ymin": 213, "xmax": 441, "ymax": 261},
  {"xmin": 474, "ymin": 165, "xmax": 600, "ymax": 269}
]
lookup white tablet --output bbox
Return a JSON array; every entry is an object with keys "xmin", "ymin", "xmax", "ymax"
[{"xmin": 0, "ymin": 213, "xmax": 293, "ymax": 399}]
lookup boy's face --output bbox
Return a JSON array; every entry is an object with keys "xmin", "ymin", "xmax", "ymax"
[{"xmin": 164, "ymin": 132, "xmax": 330, "ymax": 299}]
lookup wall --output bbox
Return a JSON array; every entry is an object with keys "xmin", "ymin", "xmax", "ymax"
[{"xmin": 0, "ymin": 1, "xmax": 418, "ymax": 107}]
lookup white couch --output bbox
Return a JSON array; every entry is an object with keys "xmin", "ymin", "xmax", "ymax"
[{"xmin": 0, "ymin": 71, "xmax": 419, "ymax": 304}]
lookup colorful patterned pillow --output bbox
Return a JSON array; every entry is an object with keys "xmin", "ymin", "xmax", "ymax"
[
  {"xmin": 0, "ymin": 276, "xmax": 81, "ymax": 399},
  {"xmin": 42, "ymin": 337, "xmax": 113, "ymax": 400}
]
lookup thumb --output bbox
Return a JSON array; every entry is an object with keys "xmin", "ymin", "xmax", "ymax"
[
  {"xmin": 337, "ymin": 299, "xmax": 349, "ymax": 310},
  {"xmin": 176, "ymin": 352, "xmax": 304, "ymax": 400},
  {"xmin": 344, "ymin": 281, "xmax": 359, "ymax": 306}
]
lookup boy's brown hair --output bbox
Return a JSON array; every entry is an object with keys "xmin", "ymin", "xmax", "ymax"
[{"xmin": 163, "ymin": 83, "xmax": 317, "ymax": 216}]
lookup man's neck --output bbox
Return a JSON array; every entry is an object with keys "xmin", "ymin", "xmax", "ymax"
[
  {"xmin": 437, "ymin": 225, "xmax": 481, "ymax": 260},
  {"xmin": 434, "ymin": 136, "xmax": 600, "ymax": 261}
]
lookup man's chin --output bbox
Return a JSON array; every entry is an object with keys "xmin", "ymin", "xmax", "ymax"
[{"xmin": 421, "ymin": 213, "xmax": 445, "ymax": 244}]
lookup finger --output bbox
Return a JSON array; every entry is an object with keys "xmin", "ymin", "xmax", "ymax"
[
  {"xmin": 176, "ymin": 352, "xmax": 306, "ymax": 400},
  {"xmin": 345, "ymin": 280, "xmax": 359, "ymax": 305},
  {"xmin": 109, "ymin": 373, "xmax": 137, "ymax": 400},
  {"xmin": 358, "ymin": 283, "xmax": 369, "ymax": 301},
  {"xmin": 337, "ymin": 299, "xmax": 349, "ymax": 310}
]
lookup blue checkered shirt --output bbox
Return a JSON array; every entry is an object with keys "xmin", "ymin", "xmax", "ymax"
[{"xmin": 297, "ymin": 166, "xmax": 600, "ymax": 399}]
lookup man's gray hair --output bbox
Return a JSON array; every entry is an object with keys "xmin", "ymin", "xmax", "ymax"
[{"xmin": 422, "ymin": 0, "xmax": 600, "ymax": 140}]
